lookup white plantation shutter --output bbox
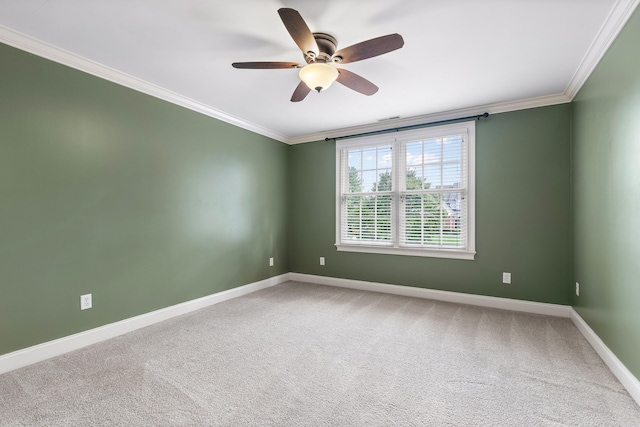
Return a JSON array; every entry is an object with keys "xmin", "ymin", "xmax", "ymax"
[
  {"xmin": 336, "ymin": 121, "xmax": 475, "ymax": 260},
  {"xmin": 399, "ymin": 132, "xmax": 468, "ymax": 249},
  {"xmin": 339, "ymin": 141, "xmax": 394, "ymax": 246}
]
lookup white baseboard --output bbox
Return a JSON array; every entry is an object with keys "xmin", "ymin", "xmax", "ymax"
[
  {"xmin": 4, "ymin": 272, "xmax": 639, "ymax": 408},
  {"xmin": 0, "ymin": 273, "xmax": 290, "ymax": 375},
  {"xmin": 289, "ymin": 273, "xmax": 571, "ymax": 318},
  {"xmin": 570, "ymin": 308, "xmax": 640, "ymax": 406}
]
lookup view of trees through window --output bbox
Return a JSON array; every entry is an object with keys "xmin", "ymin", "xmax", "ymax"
[
  {"xmin": 343, "ymin": 137, "xmax": 465, "ymax": 248},
  {"xmin": 345, "ymin": 166, "xmax": 392, "ymax": 243}
]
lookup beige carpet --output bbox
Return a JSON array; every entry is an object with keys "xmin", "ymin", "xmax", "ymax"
[{"xmin": 1, "ymin": 281, "xmax": 639, "ymax": 426}]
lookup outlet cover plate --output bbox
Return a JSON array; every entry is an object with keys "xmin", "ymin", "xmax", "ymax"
[
  {"xmin": 80, "ymin": 294, "xmax": 92, "ymax": 310},
  {"xmin": 502, "ymin": 272, "xmax": 511, "ymax": 284}
]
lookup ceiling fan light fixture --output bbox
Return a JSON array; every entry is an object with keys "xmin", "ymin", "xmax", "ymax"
[
  {"xmin": 299, "ymin": 63, "xmax": 339, "ymax": 93},
  {"xmin": 232, "ymin": 8, "xmax": 403, "ymax": 102}
]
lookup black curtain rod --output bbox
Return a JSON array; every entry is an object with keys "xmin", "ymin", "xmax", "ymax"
[{"xmin": 325, "ymin": 112, "xmax": 489, "ymax": 142}]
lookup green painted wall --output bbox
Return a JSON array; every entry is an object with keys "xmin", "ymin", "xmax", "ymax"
[
  {"xmin": 572, "ymin": 8, "xmax": 640, "ymax": 378},
  {"xmin": 0, "ymin": 42, "xmax": 289, "ymax": 356},
  {"xmin": 289, "ymin": 105, "xmax": 572, "ymax": 305},
  {"xmin": 6, "ymin": 8, "xmax": 637, "ymax": 378}
]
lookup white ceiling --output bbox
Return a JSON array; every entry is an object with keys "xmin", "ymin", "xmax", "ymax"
[{"xmin": 0, "ymin": 0, "xmax": 637, "ymax": 143}]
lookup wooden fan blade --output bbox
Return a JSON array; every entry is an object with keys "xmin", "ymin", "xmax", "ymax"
[
  {"xmin": 333, "ymin": 34, "xmax": 404, "ymax": 64},
  {"xmin": 291, "ymin": 81, "xmax": 311, "ymax": 102},
  {"xmin": 336, "ymin": 69, "xmax": 379, "ymax": 96},
  {"xmin": 278, "ymin": 8, "xmax": 319, "ymax": 58},
  {"xmin": 232, "ymin": 62, "xmax": 301, "ymax": 69}
]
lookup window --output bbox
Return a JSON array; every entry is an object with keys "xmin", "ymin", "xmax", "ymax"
[{"xmin": 335, "ymin": 121, "xmax": 475, "ymax": 260}]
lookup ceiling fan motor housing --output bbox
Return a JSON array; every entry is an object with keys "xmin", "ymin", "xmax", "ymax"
[{"xmin": 308, "ymin": 33, "xmax": 339, "ymax": 63}]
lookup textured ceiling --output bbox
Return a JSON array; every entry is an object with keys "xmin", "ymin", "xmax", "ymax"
[{"xmin": 0, "ymin": 0, "xmax": 637, "ymax": 143}]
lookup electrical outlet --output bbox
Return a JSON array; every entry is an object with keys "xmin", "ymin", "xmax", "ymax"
[
  {"xmin": 269, "ymin": 257, "xmax": 274, "ymax": 267},
  {"xmin": 80, "ymin": 294, "xmax": 92, "ymax": 310},
  {"xmin": 502, "ymin": 272, "xmax": 511, "ymax": 284},
  {"xmin": 576, "ymin": 282, "xmax": 580, "ymax": 296},
  {"xmin": 320, "ymin": 257, "xmax": 325, "ymax": 266}
]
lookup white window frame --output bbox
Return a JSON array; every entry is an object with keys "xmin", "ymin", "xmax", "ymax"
[{"xmin": 335, "ymin": 121, "xmax": 476, "ymax": 260}]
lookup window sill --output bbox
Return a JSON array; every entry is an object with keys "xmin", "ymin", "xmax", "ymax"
[{"xmin": 335, "ymin": 244, "xmax": 476, "ymax": 260}]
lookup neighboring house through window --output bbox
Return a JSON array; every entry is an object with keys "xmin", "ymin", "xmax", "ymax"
[{"xmin": 335, "ymin": 121, "xmax": 476, "ymax": 260}]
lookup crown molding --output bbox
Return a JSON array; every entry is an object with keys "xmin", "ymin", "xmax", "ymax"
[
  {"xmin": 0, "ymin": 26, "xmax": 571, "ymax": 146},
  {"xmin": 564, "ymin": 0, "xmax": 640, "ymax": 100},
  {"xmin": 2, "ymin": 0, "xmax": 638, "ymax": 146},
  {"xmin": 288, "ymin": 92, "xmax": 571, "ymax": 144},
  {"xmin": 0, "ymin": 25, "xmax": 290, "ymax": 144}
]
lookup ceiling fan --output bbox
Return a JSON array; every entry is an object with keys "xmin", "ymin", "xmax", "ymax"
[{"xmin": 232, "ymin": 8, "xmax": 404, "ymax": 102}]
